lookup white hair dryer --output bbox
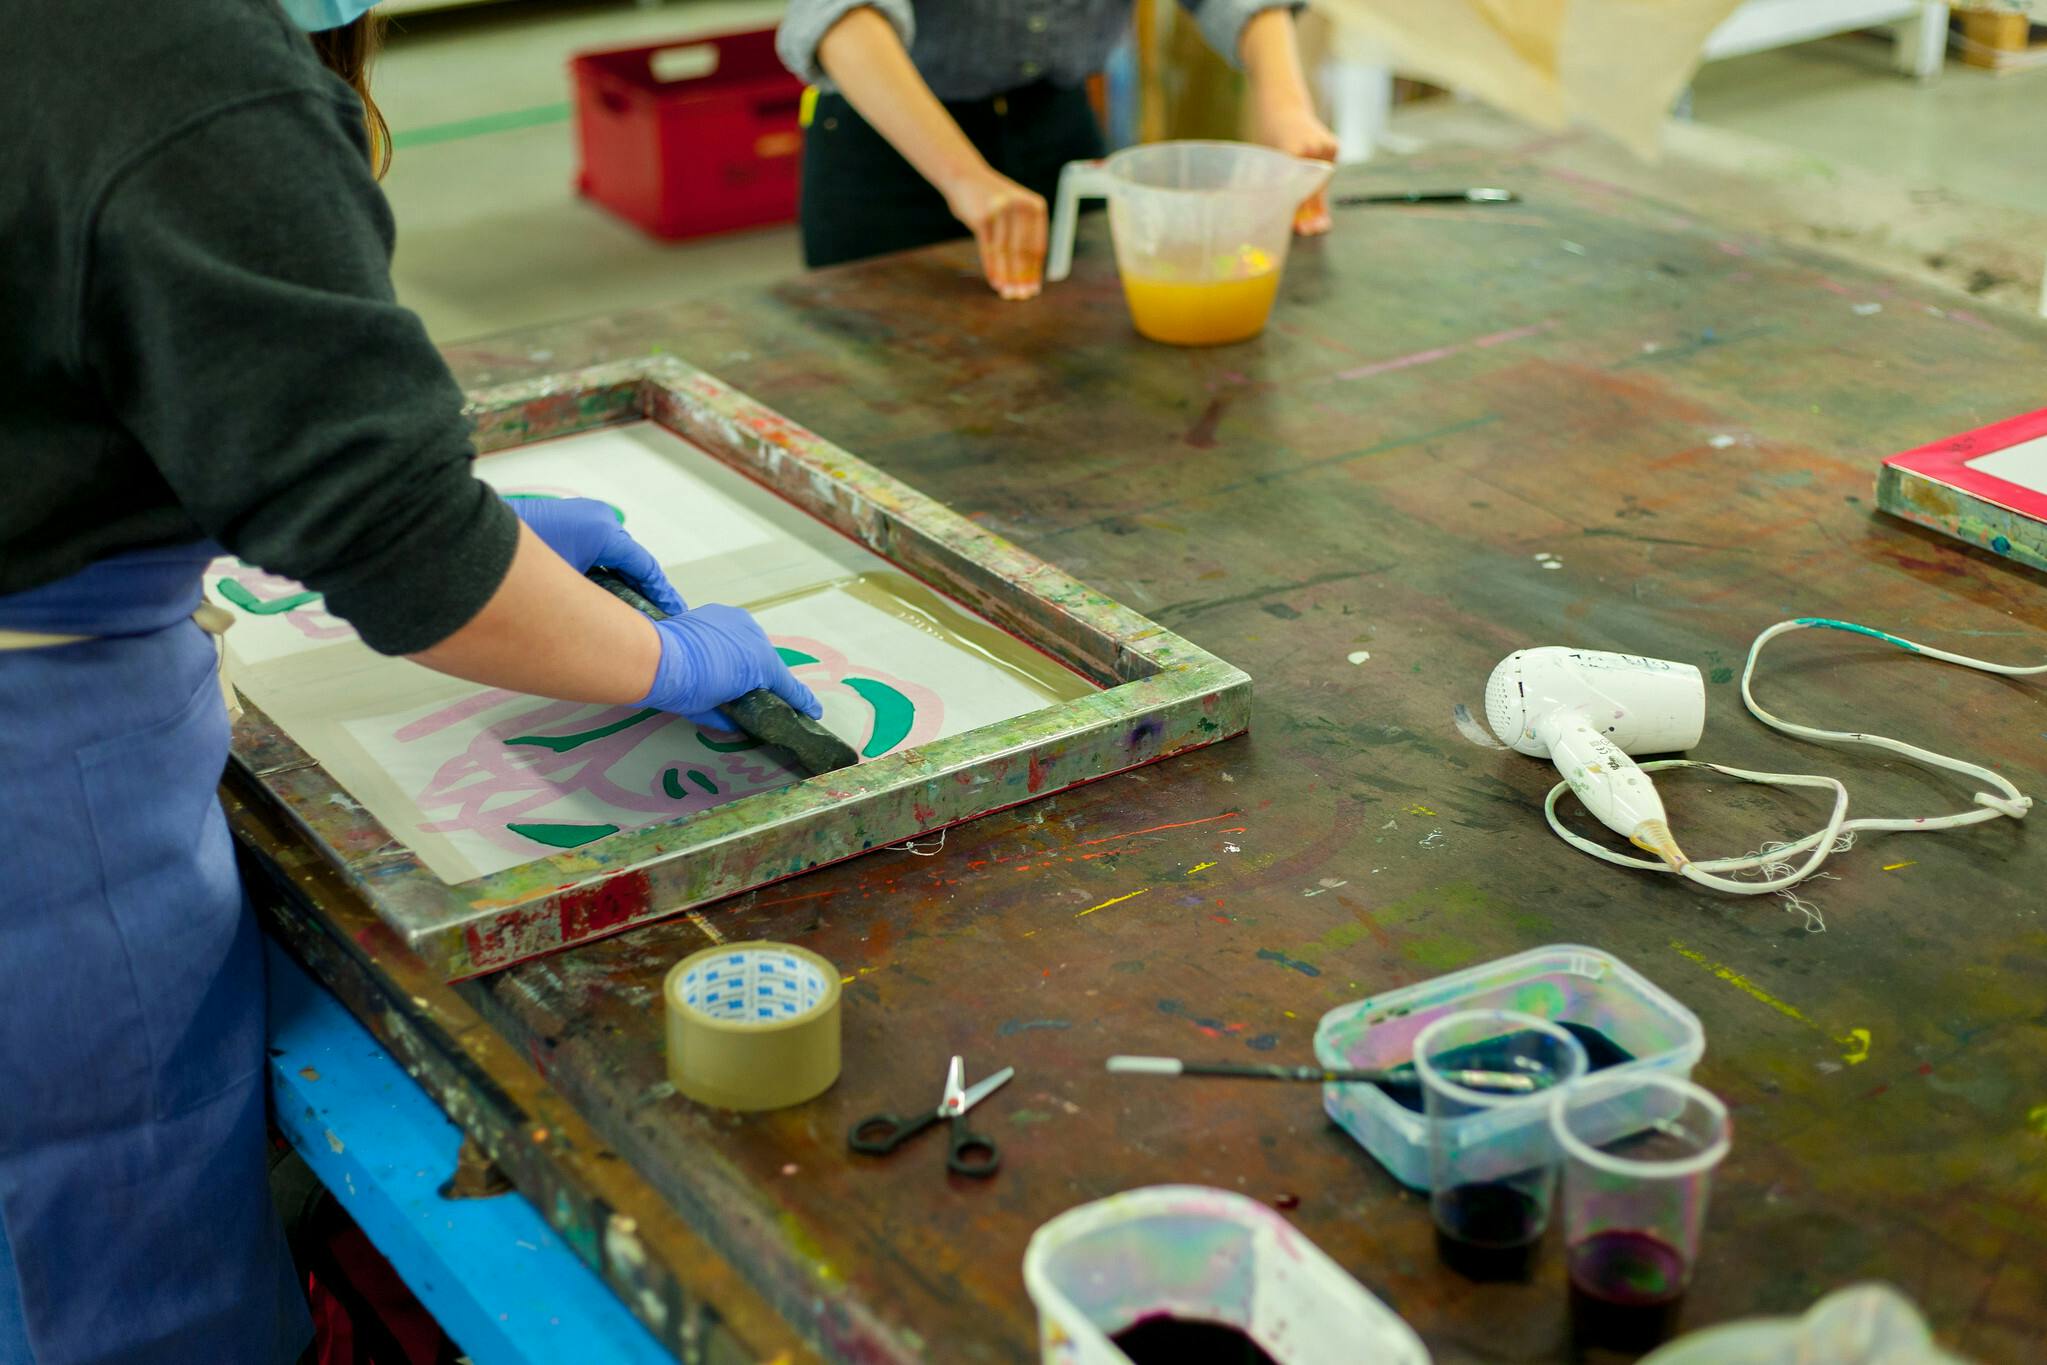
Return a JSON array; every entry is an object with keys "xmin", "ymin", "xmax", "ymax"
[{"xmin": 1485, "ymin": 648, "xmax": 1705, "ymax": 869}]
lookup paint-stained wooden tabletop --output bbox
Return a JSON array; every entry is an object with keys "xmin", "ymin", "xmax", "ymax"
[{"xmin": 418, "ymin": 138, "xmax": 2047, "ymax": 1363}]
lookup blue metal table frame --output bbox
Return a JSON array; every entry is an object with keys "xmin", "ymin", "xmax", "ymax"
[{"xmin": 265, "ymin": 939, "xmax": 673, "ymax": 1365}]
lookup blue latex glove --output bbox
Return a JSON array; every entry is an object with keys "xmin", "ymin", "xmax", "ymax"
[
  {"xmin": 506, "ymin": 496, "xmax": 687, "ymax": 617},
  {"xmin": 636, "ymin": 604, "xmax": 822, "ymax": 730}
]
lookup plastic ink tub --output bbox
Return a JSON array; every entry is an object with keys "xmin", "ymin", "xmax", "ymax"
[
  {"xmin": 1313, "ymin": 945, "xmax": 1704, "ymax": 1190},
  {"xmin": 1023, "ymin": 1186, "xmax": 1430, "ymax": 1364}
]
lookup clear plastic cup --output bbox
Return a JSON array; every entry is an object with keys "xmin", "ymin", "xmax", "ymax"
[
  {"xmin": 1415, "ymin": 1008, "xmax": 1589, "ymax": 1282},
  {"xmin": 1551, "ymin": 1074, "xmax": 1731, "ymax": 1354}
]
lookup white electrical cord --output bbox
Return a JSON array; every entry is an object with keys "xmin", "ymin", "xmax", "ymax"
[{"xmin": 1543, "ymin": 618, "xmax": 2044, "ymax": 897}]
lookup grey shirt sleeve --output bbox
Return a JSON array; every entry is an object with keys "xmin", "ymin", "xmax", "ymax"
[
  {"xmin": 1181, "ymin": 0, "xmax": 1299, "ymax": 69},
  {"xmin": 777, "ymin": 0, "xmax": 918, "ymax": 85},
  {"xmin": 82, "ymin": 90, "xmax": 518, "ymax": 656}
]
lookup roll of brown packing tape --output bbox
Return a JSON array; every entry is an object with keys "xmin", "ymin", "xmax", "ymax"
[{"xmin": 664, "ymin": 943, "xmax": 841, "ymax": 1112}]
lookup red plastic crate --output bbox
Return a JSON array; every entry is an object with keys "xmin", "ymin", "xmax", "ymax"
[{"xmin": 571, "ymin": 28, "xmax": 805, "ymax": 241}]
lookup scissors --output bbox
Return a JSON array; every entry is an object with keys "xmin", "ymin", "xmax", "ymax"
[{"xmin": 847, "ymin": 1056, "xmax": 1015, "ymax": 1178}]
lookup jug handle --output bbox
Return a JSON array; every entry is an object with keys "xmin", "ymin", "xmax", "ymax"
[{"xmin": 1046, "ymin": 159, "xmax": 1108, "ymax": 285}]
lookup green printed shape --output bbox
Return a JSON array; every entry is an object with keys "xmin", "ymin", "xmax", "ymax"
[
  {"xmin": 776, "ymin": 647, "xmax": 819, "ymax": 667},
  {"xmin": 696, "ymin": 731, "xmax": 763, "ymax": 753},
  {"xmin": 505, "ymin": 707, "xmax": 661, "ymax": 752},
  {"xmin": 660, "ymin": 767, "xmax": 720, "ymax": 798},
  {"xmin": 507, "ymin": 821, "xmax": 619, "ymax": 849},
  {"xmin": 216, "ymin": 578, "xmax": 322, "ymax": 615},
  {"xmin": 842, "ymin": 677, "xmax": 915, "ymax": 758}
]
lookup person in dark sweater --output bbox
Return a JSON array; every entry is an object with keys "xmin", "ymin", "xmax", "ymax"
[{"xmin": 0, "ymin": 3, "xmax": 816, "ymax": 1359}]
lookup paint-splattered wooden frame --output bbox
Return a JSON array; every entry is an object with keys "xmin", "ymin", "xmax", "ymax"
[{"xmin": 226, "ymin": 356, "xmax": 1250, "ymax": 980}]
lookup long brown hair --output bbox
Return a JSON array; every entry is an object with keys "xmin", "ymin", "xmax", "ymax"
[{"xmin": 310, "ymin": 14, "xmax": 391, "ymax": 178}]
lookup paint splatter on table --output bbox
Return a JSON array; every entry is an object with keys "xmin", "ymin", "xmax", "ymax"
[{"xmin": 263, "ymin": 141, "xmax": 2047, "ymax": 1364}]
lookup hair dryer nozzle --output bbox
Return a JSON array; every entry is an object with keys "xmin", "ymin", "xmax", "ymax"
[{"xmin": 1631, "ymin": 819, "xmax": 1689, "ymax": 872}]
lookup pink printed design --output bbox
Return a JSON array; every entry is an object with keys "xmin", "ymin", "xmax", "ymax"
[
  {"xmin": 778, "ymin": 634, "xmax": 945, "ymax": 753},
  {"xmin": 212, "ymin": 560, "xmax": 355, "ymax": 642},
  {"xmin": 394, "ymin": 637, "xmax": 941, "ymax": 857}
]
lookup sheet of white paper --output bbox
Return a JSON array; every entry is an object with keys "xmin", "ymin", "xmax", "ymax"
[
  {"xmin": 475, "ymin": 426, "xmax": 782, "ymax": 569},
  {"xmin": 219, "ymin": 421, "xmax": 1096, "ymax": 883},
  {"xmin": 1965, "ymin": 434, "xmax": 2047, "ymax": 495}
]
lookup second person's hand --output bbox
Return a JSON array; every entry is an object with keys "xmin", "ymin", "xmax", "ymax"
[
  {"xmin": 942, "ymin": 166, "xmax": 1048, "ymax": 301},
  {"xmin": 637, "ymin": 603, "xmax": 822, "ymax": 732},
  {"xmin": 1256, "ymin": 103, "xmax": 1340, "ymax": 236}
]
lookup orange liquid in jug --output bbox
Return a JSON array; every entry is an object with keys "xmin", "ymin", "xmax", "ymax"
[{"xmin": 1119, "ymin": 245, "xmax": 1281, "ymax": 347}]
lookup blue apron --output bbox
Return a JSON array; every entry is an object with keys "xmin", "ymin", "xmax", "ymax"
[{"xmin": 0, "ymin": 545, "xmax": 310, "ymax": 1364}]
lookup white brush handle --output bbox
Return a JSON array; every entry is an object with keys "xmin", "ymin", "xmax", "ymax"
[{"xmin": 1105, "ymin": 1055, "xmax": 1184, "ymax": 1076}]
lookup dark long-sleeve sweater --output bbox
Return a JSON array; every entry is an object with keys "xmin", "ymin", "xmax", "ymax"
[{"xmin": 2, "ymin": 0, "xmax": 516, "ymax": 654}]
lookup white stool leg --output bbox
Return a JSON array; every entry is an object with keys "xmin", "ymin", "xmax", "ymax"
[{"xmin": 1893, "ymin": 2, "xmax": 1950, "ymax": 80}]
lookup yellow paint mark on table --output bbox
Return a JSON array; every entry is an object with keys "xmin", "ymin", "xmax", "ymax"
[
  {"xmin": 1076, "ymin": 887, "xmax": 1150, "ymax": 919},
  {"xmin": 1188, "ymin": 861, "xmax": 1218, "ymax": 874},
  {"xmin": 1670, "ymin": 940, "xmax": 1873, "ymax": 1063},
  {"xmin": 1406, "ymin": 804, "xmax": 1437, "ymax": 817},
  {"xmin": 2027, "ymin": 1104, "xmax": 2047, "ymax": 1138},
  {"xmin": 1883, "ymin": 861, "xmax": 1916, "ymax": 872},
  {"xmin": 775, "ymin": 1210, "xmax": 841, "ymax": 1285},
  {"xmin": 1669, "ymin": 941, "xmax": 1814, "ymax": 1023}
]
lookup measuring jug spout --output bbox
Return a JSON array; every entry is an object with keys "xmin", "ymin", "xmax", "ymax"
[{"xmin": 1288, "ymin": 156, "xmax": 1337, "ymax": 204}]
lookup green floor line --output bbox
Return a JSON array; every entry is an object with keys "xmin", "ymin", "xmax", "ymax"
[{"xmin": 390, "ymin": 101, "xmax": 573, "ymax": 151}]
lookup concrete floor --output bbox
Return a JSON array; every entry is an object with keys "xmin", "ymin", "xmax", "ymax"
[
  {"xmin": 378, "ymin": 0, "xmax": 790, "ymax": 342},
  {"xmin": 373, "ymin": 6, "xmax": 2047, "ymax": 342},
  {"xmin": 1688, "ymin": 31, "xmax": 2047, "ymax": 218}
]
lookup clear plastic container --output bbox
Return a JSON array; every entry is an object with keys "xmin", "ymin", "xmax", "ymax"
[
  {"xmin": 1022, "ymin": 1186, "xmax": 1430, "ymax": 1365},
  {"xmin": 1045, "ymin": 142, "xmax": 1333, "ymax": 346},
  {"xmin": 1313, "ymin": 945, "xmax": 1705, "ymax": 1189}
]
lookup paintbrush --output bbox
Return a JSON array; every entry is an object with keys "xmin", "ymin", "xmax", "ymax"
[
  {"xmin": 586, "ymin": 567, "xmax": 861, "ymax": 777},
  {"xmin": 1107, "ymin": 1055, "xmax": 1541, "ymax": 1093},
  {"xmin": 1336, "ymin": 187, "xmax": 1519, "ymax": 207}
]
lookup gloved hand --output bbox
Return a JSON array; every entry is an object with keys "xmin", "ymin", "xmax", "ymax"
[
  {"xmin": 506, "ymin": 496, "xmax": 687, "ymax": 617},
  {"xmin": 636, "ymin": 603, "xmax": 822, "ymax": 731}
]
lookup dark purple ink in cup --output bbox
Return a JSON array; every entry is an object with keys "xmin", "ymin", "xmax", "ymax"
[
  {"xmin": 1568, "ymin": 1229, "xmax": 1689, "ymax": 1352},
  {"xmin": 1111, "ymin": 1315, "xmax": 1280, "ymax": 1364},
  {"xmin": 1432, "ymin": 1182, "xmax": 1545, "ymax": 1281}
]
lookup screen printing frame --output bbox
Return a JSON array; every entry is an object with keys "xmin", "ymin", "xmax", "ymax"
[
  {"xmin": 1876, "ymin": 406, "xmax": 2047, "ymax": 574},
  {"xmin": 225, "ymin": 356, "xmax": 1251, "ymax": 979}
]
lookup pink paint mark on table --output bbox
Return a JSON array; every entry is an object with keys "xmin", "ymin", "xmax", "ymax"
[
  {"xmin": 1332, "ymin": 319, "xmax": 1556, "ymax": 383},
  {"xmin": 1472, "ymin": 321, "xmax": 1557, "ymax": 349}
]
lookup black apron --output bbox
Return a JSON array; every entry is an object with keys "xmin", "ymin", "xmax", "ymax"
[{"xmin": 799, "ymin": 80, "xmax": 1107, "ymax": 269}]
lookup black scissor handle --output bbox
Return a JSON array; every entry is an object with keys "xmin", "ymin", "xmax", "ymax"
[
  {"xmin": 945, "ymin": 1117, "xmax": 1001, "ymax": 1178},
  {"xmin": 848, "ymin": 1109, "xmax": 938, "ymax": 1155}
]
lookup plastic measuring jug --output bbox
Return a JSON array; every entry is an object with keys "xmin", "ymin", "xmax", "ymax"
[{"xmin": 1047, "ymin": 141, "xmax": 1333, "ymax": 347}]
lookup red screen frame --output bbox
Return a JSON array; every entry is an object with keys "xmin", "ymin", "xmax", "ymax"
[{"xmin": 1885, "ymin": 408, "xmax": 2047, "ymax": 519}]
